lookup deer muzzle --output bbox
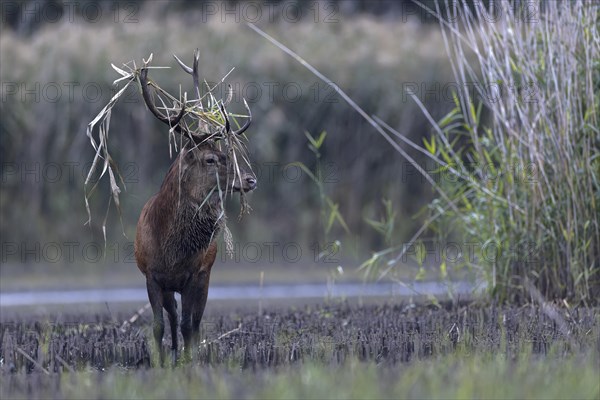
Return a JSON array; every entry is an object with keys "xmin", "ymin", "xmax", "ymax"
[{"xmin": 234, "ymin": 173, "xmax": 257, "ymax": 193}]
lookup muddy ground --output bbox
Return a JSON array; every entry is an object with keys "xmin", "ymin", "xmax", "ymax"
[{"xmin": 1, "ymin": 300, "xmax": 597, "ymax": 371}]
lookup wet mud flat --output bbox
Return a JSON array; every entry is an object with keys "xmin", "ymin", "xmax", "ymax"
[
  {"xmin": 1, "ymin": 301, "xmax": 597, "ymax": 370},
  {"xmin": 0, "ymin": 302, "xmax": 598, "ymax": 399}
]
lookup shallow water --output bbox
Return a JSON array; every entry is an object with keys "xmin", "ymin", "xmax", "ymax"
[{"xmin": 0, "ymin": 281, "xmax": 479, "ymax": 306}]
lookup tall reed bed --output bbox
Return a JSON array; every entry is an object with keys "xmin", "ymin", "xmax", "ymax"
[
  {"xmin": 246, "ymin": 1, "xmax": 598, "ymax": 304},
  {"xmin": 420, "ymin": 1, "xmax": 599, "ymax": 303}
]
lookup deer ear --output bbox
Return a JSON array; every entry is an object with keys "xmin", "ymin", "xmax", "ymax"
[{"xmin": 180, "ymin": 147, "xmax": 199, "ymax": 171}]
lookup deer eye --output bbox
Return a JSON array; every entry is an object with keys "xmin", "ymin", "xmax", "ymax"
[{"xmin": 205, "ymin": 155, "xmax": 217, "ymax": 165}]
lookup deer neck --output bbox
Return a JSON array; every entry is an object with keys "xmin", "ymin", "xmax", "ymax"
[{"xmin": 162, "ymin": 194, "xmax": 223, "ymax": 267}]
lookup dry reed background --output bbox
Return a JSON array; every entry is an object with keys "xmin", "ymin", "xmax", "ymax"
[{"xmin": 0, "ymin": 2, "xmax": 454, "ymax": 263}]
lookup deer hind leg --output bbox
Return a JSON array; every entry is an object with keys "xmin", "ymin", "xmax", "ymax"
[
  {"xmin": 192, "ymin": 245, "xmax": 216, "ymax": 346},
  {"xmin": 192, "ymin": 272, "xmax": 211, "ymax": 339},
  {"xmin": 146, "ymin": 277, "xmax": 165, "ymax": 366},
  {"xmin": 163, "ymin": 291, "xmax": 178, "ymax": 366}
]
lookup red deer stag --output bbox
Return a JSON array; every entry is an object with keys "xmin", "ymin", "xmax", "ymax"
[{"xmin": 134, "ymin": 53, "xmax": 256, "ymax": 365}]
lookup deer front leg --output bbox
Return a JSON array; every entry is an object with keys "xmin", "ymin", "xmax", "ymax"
[
  {"xmin": 180, "ymin": 272, "xmax": 210, "ymax": 362},
  {"xmin": 163, "ymin": 291, "xmax": 178, "ymax": 366},
  {"xmin": 146, "ymin": 277, "xmax": 165, "ymax": 367},
  {"xmin": 180, "ymin": 285, "xmax": 200, "ymax": 362}
]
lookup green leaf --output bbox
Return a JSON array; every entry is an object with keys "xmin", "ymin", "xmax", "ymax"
[
  {"xmin": 326, "ymin": 198, "xmax": 350, "ymax": 234},
  {"xmin": 469, "ymin": 101, "xmax": 477, "ymax": 123},
  {"xmin": 423, "ymin": 136, "xmax": 436, "ymax": 155},
  {"xmin": 286, "ymin": 161, "xmax": 318, "ymax": 184},
  {"xmin": 414, "ymin": 242, "xmax": 426, "ymax": 266},
  {"xmin": 439, "ymin": 261, "xmax": 447, "ymax": 279},
  {"xmin": 304, "ymin": 131, "xmax": 319, "ymax": 149},
  {"xmin": 314, "ymin": 131, "xmax": 327, "ymax": 149},
  {"xmin": 437, "ymin": 107, "xmax": 460, "ymax": 129},
  {"xmin": 452, "ymin": 92, "xmax": 460, "ymax": 108},
  {"xmin": 509, "ymin": 57, "xmax": 521, "ymax": 73},
  {"xmin": 365, "ymin": 218, "xmax": 385, "ymax": 233}
]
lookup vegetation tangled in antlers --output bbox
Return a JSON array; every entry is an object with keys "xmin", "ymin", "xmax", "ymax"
[{"xmin": 85, "ymin": 50, "xmax": 254, "ymax": 238}]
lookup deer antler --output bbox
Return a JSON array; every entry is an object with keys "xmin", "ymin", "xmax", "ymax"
[
  {"xmin": 173, "ymin": 49, "xmax": 201, "ymax": 100},
  {"xmin": 174, "ymin": 50, "xmax": 252, "ymax": 136},
  {"xmin": 140, "ymin": 51, "xmax": 252, "ymax": 145},
  {"xmin": 139, "ymin": 68, "xmax": 187, "ymax": 135},
  {"xmin": 140, "ymin": 66, "xmax": 213, "ymax": 146},
  {"xmin": 228, "ymin": 98, "xmax": 252, "ymax": 136}
]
